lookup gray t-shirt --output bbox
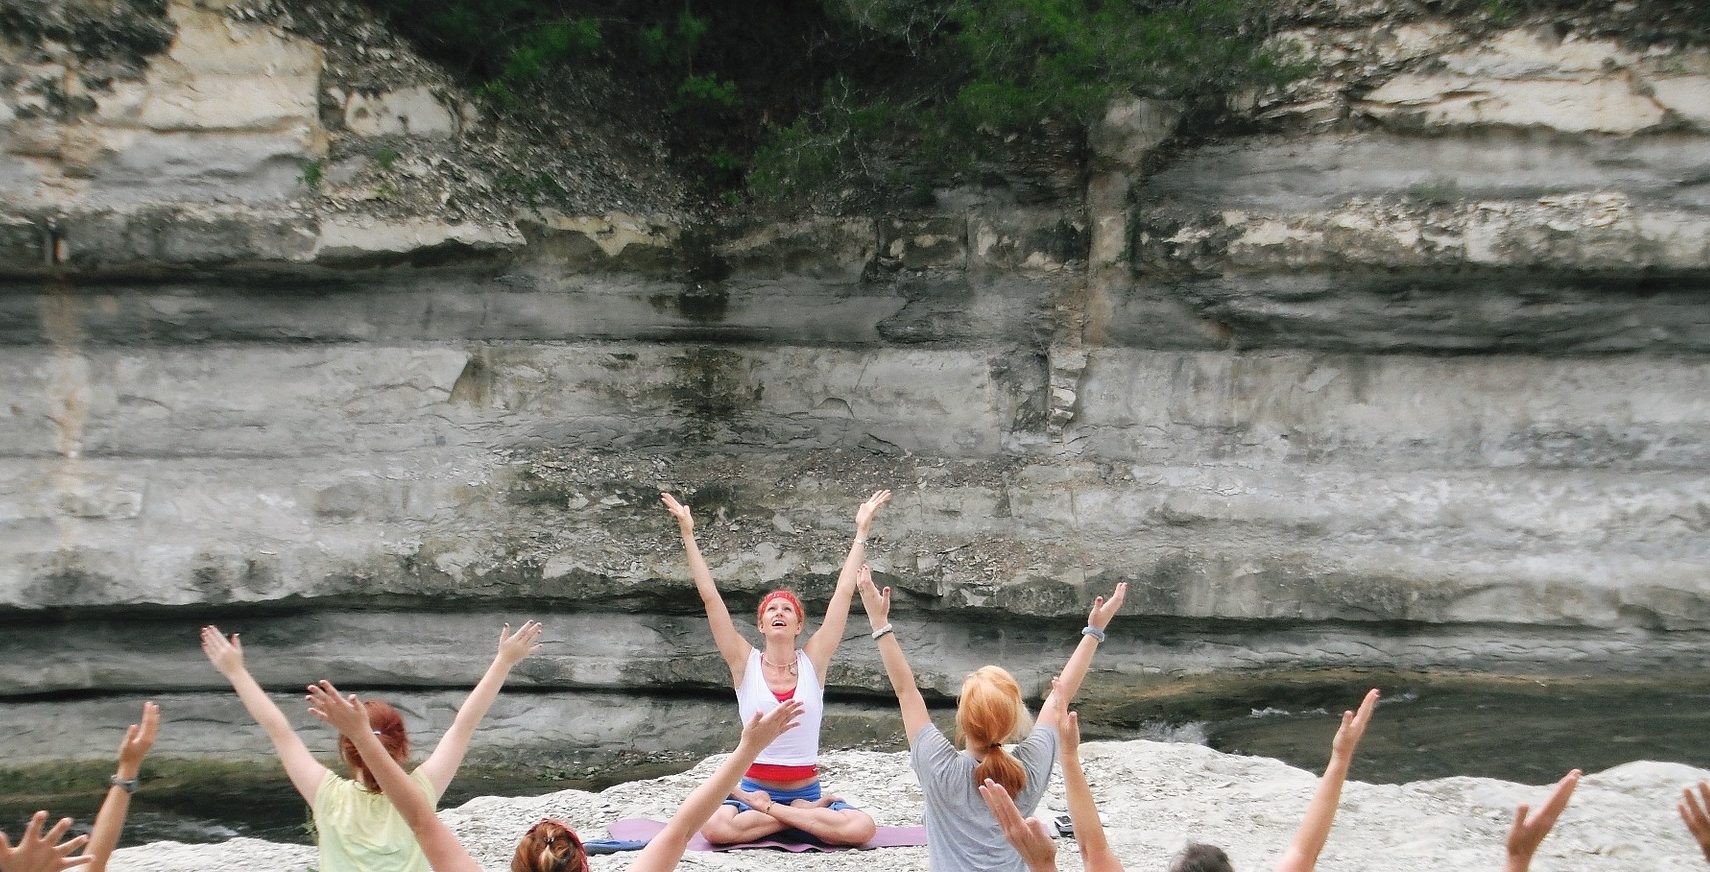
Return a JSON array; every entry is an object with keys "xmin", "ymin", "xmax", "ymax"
[{"xmin": 911, "ymin": 722, "xmax": 1058, "ymax": 872}]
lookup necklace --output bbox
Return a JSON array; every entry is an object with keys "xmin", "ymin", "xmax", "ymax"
[{"xmin": 760, "ymin": 652, "xmax": 797, "ymax": 675}]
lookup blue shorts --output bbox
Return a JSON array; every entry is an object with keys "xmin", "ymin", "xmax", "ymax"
[{"xmin": 722, "ymin": 777, "xmax": 854, "ymax": 813}]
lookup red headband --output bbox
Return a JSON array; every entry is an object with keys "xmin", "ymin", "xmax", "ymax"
[{"xmin": 757, "ymin": 590, "xmax": 804, "ymax": 623}]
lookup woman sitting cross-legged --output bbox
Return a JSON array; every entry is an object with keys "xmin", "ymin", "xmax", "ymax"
[
  {"xmin": 307, "ymin": 679, "xmax": 805, "ymax": 872},
  {"xmin": 858, "ymin": 563, "xmax": 1127, "ymax": 872},
  {"xmin": 201, "ymin": 621, "xmax": 543, "ymax": 872},
  {"xmin": 660, "ymin": 488, "xmax": 889, "ymax": 847}
]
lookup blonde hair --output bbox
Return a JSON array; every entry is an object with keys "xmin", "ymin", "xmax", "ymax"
[{"xmin": 956, "ymin": 665, "xmax": 1028, "ymax": 798}]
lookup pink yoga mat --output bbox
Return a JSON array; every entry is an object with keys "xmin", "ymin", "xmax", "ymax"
[{"xmin": 606, "ymin": 817, "xmax": 928, "ymax": 852}]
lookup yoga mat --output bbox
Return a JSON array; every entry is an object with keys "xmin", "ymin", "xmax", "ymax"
[{"xmin": 606, "ymin": 818, "xmax": 928, "ymax": 852}]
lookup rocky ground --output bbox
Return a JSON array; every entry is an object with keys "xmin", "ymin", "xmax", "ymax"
[{"xmin": 110, "ymin": 740, "xmax": 1710, "ymax": 872}]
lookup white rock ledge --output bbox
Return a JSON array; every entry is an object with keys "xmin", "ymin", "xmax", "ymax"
[{"xmin": 111, "ymin": 742, "xmax": 1710, "ymax": 872}]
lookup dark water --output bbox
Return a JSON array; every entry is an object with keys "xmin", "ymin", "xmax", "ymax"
[
  {"xmin": 9, "ymin": 681, "xmax": 1710, "ymax": 847},
  {"xmin": 1199, "ymin": 683, "xmax": 1710, "ymax": 785}
]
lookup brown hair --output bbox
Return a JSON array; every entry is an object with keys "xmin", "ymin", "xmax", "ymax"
[
  {"xmin": 1170, "ymin": 842, "xmax": 1234, "ymax": 872},
  {"xmin": 956, "ymin": 666, "xmax": 1027, "ymax": 798},
  {"xmin": 512, "ymin": 818, "xmax": 587, "ymax": 872},
  {"xmin": 336, "ymin": 700, "xmax": 409, "ymax": 793}
]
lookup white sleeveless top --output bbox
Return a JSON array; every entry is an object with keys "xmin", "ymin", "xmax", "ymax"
[{"xmin": 735, "ymin": 648, "xmax": 824, "ymax": 767}]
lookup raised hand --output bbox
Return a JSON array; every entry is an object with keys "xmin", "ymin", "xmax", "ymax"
[
  {"xmin": 856, "ymin": 564, "xmax": 890, "ymax": 629},
  {"xmin": 0, "ymin": 811, "xmax": 91, "ymax": 872},
  {"xmin": 1087, "ymin": 582, "xmax": 1127, "ymax": 631},
  {"xmin": 495, "ymin": 621, "xmax": 545, "ymax": 667},
  {"xmin": 855, "ymin": 489, "xmax": 891, "ymax": 536},
  {"xmin": 305, "ymin": 680, "xmax": 371, "ymax": 739},
  {"xmin": 199, "ymin": 625, "xmax": 245, "ymax": 677},
  {"xmin": 1680, "ymin": 781, "xmax": 1710, "ymax": 863},
  {"xmin": 978, "ymin": 778, "xmax": 1057, "ymax": 872},
  {"xmin": 1330, "ymin": 688, "xmax": 1380, "ymax": 763},
  {"xmin": 1045, "ymin": 678, "xmax": 1079, "ymax": 757},
  {"xmin": 740, "ymin": 699, "xmax": 805, "ymax": 751},
  {"xmin": 1505, "ymin": 769, "xmax": 1581, "ymax": 871},
  {"xmin": 660, "ymin": 492, "xmax": 694, "ymax": 533},
  {"xmin": 116, "ymin": 701, "xmax": 160, "ymax": 775}
]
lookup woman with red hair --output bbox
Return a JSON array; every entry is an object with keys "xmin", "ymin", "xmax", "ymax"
[
  {"xmin": 660, "ymin": 488, "xmax": 890, "ymax": 847},
  {"xmin": 308, "ymin": 679, "xmax": 804, "ymax": 872},
  {"xmin": 200, "ymin": 621, "xmax": 543, "ymax": 872}
]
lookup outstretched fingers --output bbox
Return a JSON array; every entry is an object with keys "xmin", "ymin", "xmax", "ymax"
[
  {"xmin": 305, "ymin": 680, "xmax": 370, "ymax": 737},
  {"xmin": 1536, "ymin": 769, "xmax": 1582, "ymax": 823},
  {"xmin": 1507, "ymin": 769, "xmax": 1581, "ymax": 861},
  {"xmin": 0, "ymin": 812, "xmax": 92, "ymax": 871},
  {"xmin": 659, "ymin": 492, "xmax": 693, "ymax": 526},
  {"xmin": 499, "ymin": 620, "xmax": 546, "ymax": 660},
  {"xmin": 1331, "ymin": 688, "xmax": 1380, "ymax": 760},
  {"xmin": 1088, "ymin": 581, "xmax": 1128, "ymax": 628},
  {"xmin": 979, "ymin": 779, "xmax": 1056, "ymax": 869},
  {"xmin": 1679, "ymin": 781, "xmax": 1710, "ymax": 858},
  {"xmin": 748, "ymin": 699, "xmax": 805, "ymax": 746},
  {"xmin": 856, "ymin": 565, "xmax": 891, "ymax": 624}
]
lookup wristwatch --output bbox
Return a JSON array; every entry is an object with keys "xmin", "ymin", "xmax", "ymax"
[{"xmin": 109, "ymin": 775, "xmax": 139, "ymax": 793}]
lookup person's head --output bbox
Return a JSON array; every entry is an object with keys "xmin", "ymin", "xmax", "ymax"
[
  {"xmin": 336, "ymin": 699, "xmax": 409, "ymax": 792},
  {"xmin": 1170, "ymin": 842, "xmax": 1233, "ymax": 872},
  {"xmin": 956, "ymin": 665, "xmax": 1029, "ymax": 798},
  {"xmin": 512, "ymin": 818, "xmax": 586, "ymax": 872},
  {"xmin": 756, "ymin": 589, "xmax": 805, "ymax": 642}
]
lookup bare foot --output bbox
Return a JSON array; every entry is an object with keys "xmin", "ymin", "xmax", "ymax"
[
  {"xmin": 733, "ymin": 788, "xmax": 775, "ymax": 813},
  {"xmin": 801, "ymin": 795, "xmax": 844, "ymax": 809}
]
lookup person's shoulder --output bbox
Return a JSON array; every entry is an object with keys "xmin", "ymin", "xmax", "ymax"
[
  {"xmin": 1018, "ymin": 723, "xmax": 1058, "ymax": 756},
  {"xmin": 910, "ymin": 723, "xmax": 951, "ymax": 755},
  {"xmin": 408, "ymin": 766, "xmax": 441, "ymax": 803},
  {"xmin": 312, "ymin": 769, "xmax": 354, "ymax": 812}
]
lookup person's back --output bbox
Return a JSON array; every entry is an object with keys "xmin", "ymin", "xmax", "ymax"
[
  {"xmin": 313, "ymin": 768, "xmax": 439, "ymax": 872},
  {"xmin": 914, "ymin": 720, "xmax": 1056, "ymax": 872}
]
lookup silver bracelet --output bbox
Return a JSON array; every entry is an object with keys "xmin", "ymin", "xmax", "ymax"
[{"xmin": 871, "ymin": 623, "xmax": 894, "ymax": 640}]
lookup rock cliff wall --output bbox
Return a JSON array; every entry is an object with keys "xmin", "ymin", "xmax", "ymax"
[{"xmin": 2, "ymin": 0, "xmax": 1707, "ymax": 767}]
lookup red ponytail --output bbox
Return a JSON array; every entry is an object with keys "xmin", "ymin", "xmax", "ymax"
[{"xmin": 336, "ymin": 699, "xmax": 409, "ymax": 792}]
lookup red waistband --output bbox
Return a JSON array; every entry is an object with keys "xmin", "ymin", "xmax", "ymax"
[{"xmin": 745, "ymin": 762, "xmax": 818, "ymax": 782}]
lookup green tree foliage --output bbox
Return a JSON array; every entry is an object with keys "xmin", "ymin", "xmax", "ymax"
[{"xmin": 358, "ymin": 0, "xmax": 1307, "ymax": 203}]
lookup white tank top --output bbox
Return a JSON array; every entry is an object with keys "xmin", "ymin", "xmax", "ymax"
[{"xmin": 735, "ymin": 648, "xmax": 823, "ymax": 767}]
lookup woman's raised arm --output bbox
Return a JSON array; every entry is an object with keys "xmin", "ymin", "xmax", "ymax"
[
  {"xmin": 1505, "ymin": 770, "xmax": 1581, "ymax": 872},
  {"xmin": 1038, "ymin": 582, "xmax": 1126, "ymax": 732},
  {"xmin": 1274, "ymin": 688, "xmax": 1379, "ymax": 872},
  {"xmin": 632, "ymin": 701, "xmax": 804, "ymax": 872},
  {"xmin": 856, "ymin": 564, "xmax": 931, "ymax": 744},
  {"xmin": 662, "ymin": 492, "xmax": 752, "ymax": 681},
  {"xmin": 804, "ymin": 489, "xmax": 890, "ymax": 679},
  {"xmin": 201, "ymin": 626, "xmax": 328, "ymax": 803},
  {"xmin": 309, "ymin": 681, "xmax": 479, "ymax": 872},
  {"xmin": 418, "ymin": 621, "xmax": 544, "ymax": 796},
  {"xmin": 1055, "ymin": 697, "xmax": 1125, "ymax": 872},
  {"xmin": 80, "ymin": 702, "xmax": 159, "ymax": 872}
]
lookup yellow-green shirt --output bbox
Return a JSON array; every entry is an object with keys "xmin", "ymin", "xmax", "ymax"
[{"xmin": 312, "ymin": 767, "xmax": 439, "ymax": 872}]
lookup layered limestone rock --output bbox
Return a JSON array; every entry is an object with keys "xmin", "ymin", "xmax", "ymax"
[{"xmin": 1, "ymin": 0, "xmax": 1707, "ymax": 779}]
